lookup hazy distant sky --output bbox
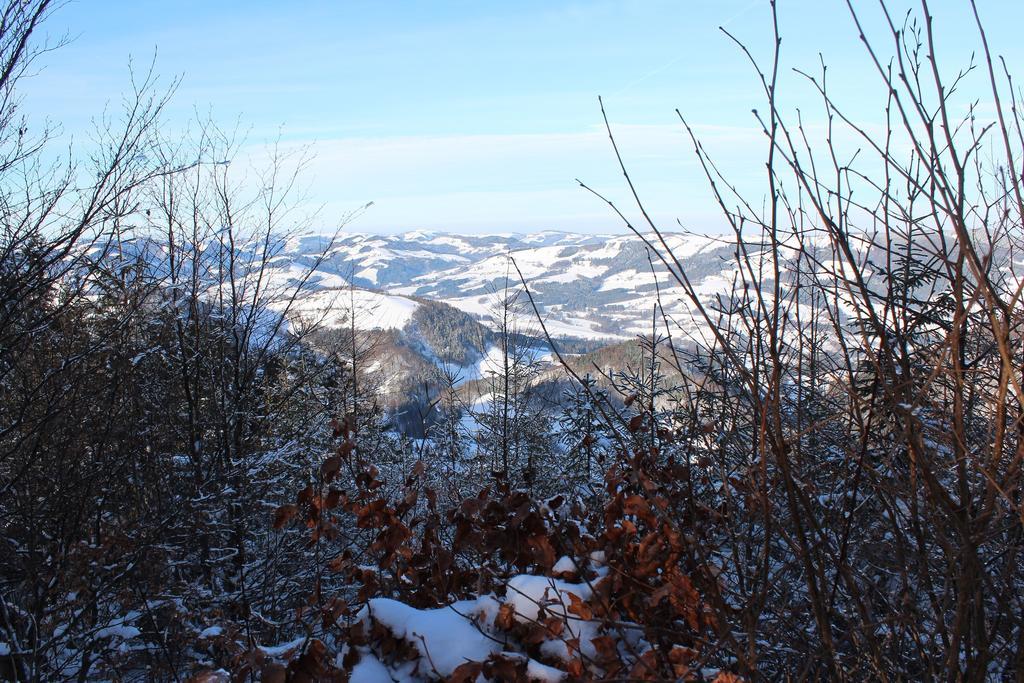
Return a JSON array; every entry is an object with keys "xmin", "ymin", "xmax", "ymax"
[{"xmin": 21, "ymin": 1, "xmax": 1024, "ymax": 234}]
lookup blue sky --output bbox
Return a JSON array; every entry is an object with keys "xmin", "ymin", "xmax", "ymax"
[{"xmin": 21, "ymin": 1, "xmax": 1024, "ymax": 233}]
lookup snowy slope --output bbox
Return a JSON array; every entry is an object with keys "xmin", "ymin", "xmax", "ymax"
[
  {"xmin": 285, "ymin": 288, "xmax": 420, "ymax": 330},
  {"xmin": 273, "ymin": 229, "xmax": 739, "ymax": 342}
]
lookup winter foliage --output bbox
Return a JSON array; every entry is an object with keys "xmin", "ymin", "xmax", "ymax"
[{"xmin": 3, "ymin": 1, "xmax": 1024, "ymax": 681}]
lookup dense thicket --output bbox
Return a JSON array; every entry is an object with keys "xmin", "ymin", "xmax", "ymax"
[{"xmin": 2, "ymin": 1, "xmax": 1023, "ymax": 681}]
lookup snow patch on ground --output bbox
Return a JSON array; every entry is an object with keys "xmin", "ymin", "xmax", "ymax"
[
  {"xmin": 96, "ymin": 625, "xmax": 141, "ymax": 640},
  {"xmin": 505, "ymin": 574, "xmax": 605, "ymax": 663},
  {"xmin": 359, "ymin": 586, "xmax": 580, "ymax": 681},
  {"xmin": 349, "ymin": 651, "xmax": 395, "ymax": 683},
  {"xmin": 364, "ymin": 597, "xmax": 502, "ymax": 677}
]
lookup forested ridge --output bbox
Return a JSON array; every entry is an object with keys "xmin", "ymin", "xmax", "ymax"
[{"xmin": 2, "ymin": 1, "xmax": 1024, "ymax": 681}]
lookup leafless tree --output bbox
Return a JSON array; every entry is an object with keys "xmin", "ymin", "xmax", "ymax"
[{"xmin": 575, "ymin": 0, "xmax": 1024, "ymax": 678}]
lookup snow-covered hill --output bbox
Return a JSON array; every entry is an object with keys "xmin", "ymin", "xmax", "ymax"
[{"xmin": 276, "ymin": 229, "xmax": 738, "ymax": 341}]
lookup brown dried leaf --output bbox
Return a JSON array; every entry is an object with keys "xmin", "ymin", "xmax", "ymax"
[
  {"xmin": 495, "ymin": 601, "xmax": 517, "ymax": 630},
  {"xmin": 449, "ymin": 661, "xmax": 483, "ymax": 683},
  {"xmin": 591, "ymin": 634, "xmax": 618, "ymax": 663},
  {"xmin": 623, "ymin": 494, "xmax": 652, "ymax": 522},
  {"xmin": 272, "ymin": 504, "xmax": 297, "ymax": 530},
  {"xmin": 528, "ymin": 533, "xmax": 556, "ymax": 568},
  {"xmin": 321, "ymin": 455, "xmax": 341, "ymax": 481},
  {"xmin": 259, "ymin": 662, "xmax": 287, "ymax": 683},
  {"xmin": 628, "ymin": 650, "xmax": 659, "ymax": 681},
  {"xmin": 566, "ymin": 591, "xmax": 593, "ymax": 621},
  {"xmin": 669, "ymin": 646, "xmax": 698, "ymax": 678},
  {"xmin": 712, "ymin": 673, "xmax": 743, "ymax": 683}
]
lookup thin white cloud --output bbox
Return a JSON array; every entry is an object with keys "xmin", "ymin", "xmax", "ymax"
[{"xmin": 236, "ymin": 122, "xmax": 768, "ymax": 232}]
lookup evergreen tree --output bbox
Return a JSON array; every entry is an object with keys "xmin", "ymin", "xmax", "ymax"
[
  {"xmin": 557, "ymin": 373, "xmax": 613, "ymax": 494},
  {"xmin": 472, "ymin": 271, "xmax": 555, "ymax": 493}
]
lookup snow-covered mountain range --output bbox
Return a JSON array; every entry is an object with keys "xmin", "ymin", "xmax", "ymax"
[{"xmin": 275, "ymin": 229, "xmax": 737, "ymax": 341}]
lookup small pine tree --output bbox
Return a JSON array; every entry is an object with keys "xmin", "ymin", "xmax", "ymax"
[
  {"xmin": 472, "ymin": 271, "xmax": 555, "ymax": 493},
  {"xmin": 557, "ymin": 373, "xmax": 613, "ymax": 494}
]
